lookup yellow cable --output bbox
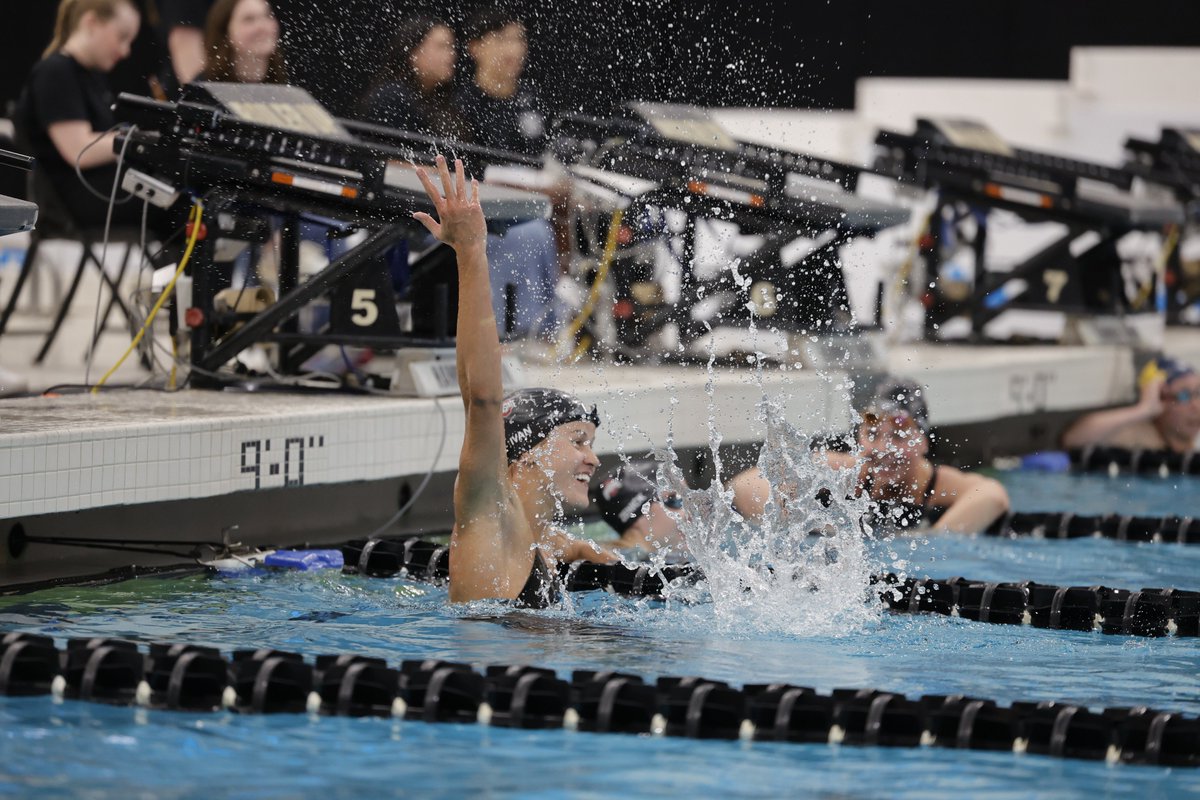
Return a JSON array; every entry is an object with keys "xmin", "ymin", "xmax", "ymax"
[
  {"xmin": 563, "ymin": 209, "xmax": 624, "ymax": 351},
  {"xmin": 1133, "ymin": 224, "xmax": 1180, "ymax": 310},
  {"xmin": 93, "ymin": 200, "xmax": 204, "ymax": 394},
  {"xmin": 570, "ymin": 334, "xmax": 592, "ymax": 363}
]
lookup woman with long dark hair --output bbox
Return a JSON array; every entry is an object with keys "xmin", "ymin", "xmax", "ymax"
[{"xmin": 360, "ymin": 16, "xmax": 467, "ymax": 140}]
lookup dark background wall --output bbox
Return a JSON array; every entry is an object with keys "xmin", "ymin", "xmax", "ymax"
[{"xmin": 4, "ymin": 0, "xmax": 1200, "ymax": 118}]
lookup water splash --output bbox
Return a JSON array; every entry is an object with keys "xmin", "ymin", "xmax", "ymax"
[{"xmin": 654, "ymin": 398, "xmax": 881, "ymax": 637}]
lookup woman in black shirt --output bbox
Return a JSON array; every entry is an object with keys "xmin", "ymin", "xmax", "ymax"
[
  {"xmin": 360, "ymin": 15, "xmax": 468, "ymax": 141},
  {"xmin": 16, "ymin": 0, "xmax": 143, "ymax": 227},
  {"xmin": 456, "ymin": 7, "xmax": 546, "ymax": 157}
]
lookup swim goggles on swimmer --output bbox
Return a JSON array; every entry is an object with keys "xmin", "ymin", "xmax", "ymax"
[
  {"xmin": 860, "ymin": 408, "xmax": 923, "ymax": 441},
  {"xmin": 590, "ymin": 464, "xmax": 682, "ymax": 533}
]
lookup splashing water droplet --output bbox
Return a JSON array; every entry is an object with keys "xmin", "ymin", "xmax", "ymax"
[{"xmin": 653, "ymin": 400, "xmax": 881, "ymax": 637}]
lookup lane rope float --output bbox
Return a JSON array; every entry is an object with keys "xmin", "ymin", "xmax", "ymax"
[
  {"xmin": 0, "ymin": 631, "xmax": 1196, "ymax": 767},
  {"xmin": 341, "ymin": 537, "xmax": 1200, "ymax": 639},
  {"xmin": 1068, "ymin": 446, "xmax": 1200, "ymax": 477},
  {"xmin": 985, "ymin": 511, "xmax": 1199, "ymax": 544}
]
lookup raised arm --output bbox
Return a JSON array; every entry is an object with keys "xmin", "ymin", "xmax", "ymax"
[{"xmin": 413, "ymin": 156, "xmax": 507, "ymax": 513}]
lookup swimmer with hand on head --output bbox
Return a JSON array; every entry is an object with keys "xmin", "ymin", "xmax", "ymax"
[
  {"xmin": 1061, "ymin": 356, "xmax": 1200, "ymax": 454},
  {"xmin": 412, "ymin": 156, "xmax": 615, "ymax": 609},
  {"xmin": 729, "ymin": 380, "xmax": 1010, "ymax": 534}
]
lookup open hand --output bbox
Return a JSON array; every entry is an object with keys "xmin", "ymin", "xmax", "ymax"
[{"xmin": 412, "ymin": 155, "xmax": 487, "ymax": 252}]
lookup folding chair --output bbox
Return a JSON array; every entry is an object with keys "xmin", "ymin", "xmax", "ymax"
[{"xmin": 0, "ymin": 167, "xmax": 152, "ymax": 364}]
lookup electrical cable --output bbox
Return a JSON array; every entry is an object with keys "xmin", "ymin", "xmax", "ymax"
[
  {"xmin": 362, "ymin": 395, "xmax": 449, "ymax": 540},
  {"xmin": 40, "ymin": 382, "xmax": 143, "ymax": 396},
  {"xmin": 83, "ymin": 128, "xmax": 136, "ymax": 386},
  {"xmin": 562, "ymin": 209, "xmax": 623, "ymax": 359},
  {"xmin": 92, "ymin": 200, "xmax": 204, "ymax": 394},
  {"xmin": 16, "ymin": 534, "xmax": 221, "ymax": 561},
  {"xmin": 134, "ymin": 197, "xmax": 153, "ymax": 369},
  {"xmin": 72, "ymin": 124, "xmax": 136, "ymax": 205},
  {"xmin": 340, "ymin": 346, "xmax": 369, "ymax": 383},
  {"xmin": 1132, "ymin": 224, "xmax": 1181, "ymax": 310}
]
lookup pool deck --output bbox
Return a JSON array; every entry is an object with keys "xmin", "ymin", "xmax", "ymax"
[{"xmin": 1, "ymin": 318, "xmax": 1199, "ymax": 588}]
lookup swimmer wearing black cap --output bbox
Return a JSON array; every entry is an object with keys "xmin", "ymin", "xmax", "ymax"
[
  {"xmin": 728, "ymin": 378, "xmax": 1010, "ymax": 534},
  {"xmin": 1061, "ymin": 356, "xmax": 1200, "ymax": 454},
  {"xmin": 413, "ymin": 156, "xmax": 614, "ymax": 608},
  {"xmin": 590, "ymin": 462, "xmax": 687, "ymax": 555}
]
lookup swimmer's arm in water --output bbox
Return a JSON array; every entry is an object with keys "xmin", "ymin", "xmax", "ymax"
[
  {"xmin": 547, "ymin": 529, "xmax": 619, "ymax": 564},
  {"xmin": 1060, "ymin": 376, "xmax": 1165, "ymax": 450},
  {"xmin": 925, "ymin": 467, "xmax": 1011, "ymax": 534}
]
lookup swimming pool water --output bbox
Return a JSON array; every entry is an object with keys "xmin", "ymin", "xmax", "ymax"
[
  {"xmin": 997, "ymin": 470, "xmax": 1200, "ymax": 518},
  {"xmin": 1, "ymin": 472, "xmax": 1198, "ymax": 798}
]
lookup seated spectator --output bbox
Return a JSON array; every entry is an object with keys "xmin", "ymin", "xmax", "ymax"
[
  {"xmin": 590, "ymin": 462, "xmax": 688, "ymax": 556},
  {"xmin": 729, "ymin": 379, "xmax": 1011, "ymax": 534},
  {"xmin": 1061, "ymin": 356, "xmax": 1200, "ymax": 454},
  {"xmin": 197, "ymin": 0, "xmax": 354, "ymax": 309},
  {"xmin": 16, "ymin": 0, "xmax": 147, "ymax": 227},
  {"xmin": 360, "ymin": 16, "xmax": 469, "ymax": 141},
  {"xmin": 200, "ymin": 0, "xmax": 285, "ymax": 83},
  {"xmin": 456, "ymin": 7, "xmax": 545, "ymax": 157},
  {"xmin": 450, "ymin": 8, "xmax": 559, "ymax": 338}
]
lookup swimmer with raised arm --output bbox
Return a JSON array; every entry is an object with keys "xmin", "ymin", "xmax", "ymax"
[{"xmin": 412, "ymin": 156, "xmax": 614, "ymax": 608}]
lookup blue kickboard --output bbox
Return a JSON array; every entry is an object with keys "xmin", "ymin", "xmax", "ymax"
[
  {"xmin": 1020, "ymin": 451, "xmax": 1072, "ymax": 473},
  {"xmin": 263, "ymin": 549, "xmax": 345, "ymax": 571}
]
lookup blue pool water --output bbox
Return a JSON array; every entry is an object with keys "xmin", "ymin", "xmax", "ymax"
[{"xmin": 1, "ymin": 472, "xmax": 1199, "ymax": 798}]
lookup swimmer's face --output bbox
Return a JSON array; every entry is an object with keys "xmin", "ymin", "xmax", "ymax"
[
  {"xmin": 859, "ymin": 410, "xmax": 926, "ymax": 488},
  {"xmin": 859, "ymin": 411, "xmax": 927, "ymax": 461},
  {"xmin": 1161, "ymin": 373, "xmax": 1200, "ymax": 440},
  {"xmin": 523, "ymin": 421, "xmax": 599, "ymax": 512}
]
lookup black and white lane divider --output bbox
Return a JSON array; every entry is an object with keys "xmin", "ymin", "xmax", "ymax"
[{"xmin": 0, "ymin": 632, "xmax": 1196, "ymax": 767}]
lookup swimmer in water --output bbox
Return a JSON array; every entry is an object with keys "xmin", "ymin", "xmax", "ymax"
[
  {"xmin": 728, "ymin": 379, "xmax": 1011, "ymax": 534},
  {"xmin": 590, "ymin": 462, "xmax": 688, "ymax": 557},
  {"xmin": 1061, "ymin": 356, "xmax": 1200, "ymax": 454},
  {"xmin": 412, "ymin": 156, "xmax": 614, "ymax": 608}
]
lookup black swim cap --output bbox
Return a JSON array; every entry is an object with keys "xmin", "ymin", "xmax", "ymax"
[
  {"xmin": 590, "ymin": 462, "xmax": 681, "ymax": 533},
  {"xmin": 502, "ymin": 387, "xmax": 600, "ymax": 463},
  {"xmin": 869, "ymin": 377, "xmax": 930, "ymax": 434}
]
